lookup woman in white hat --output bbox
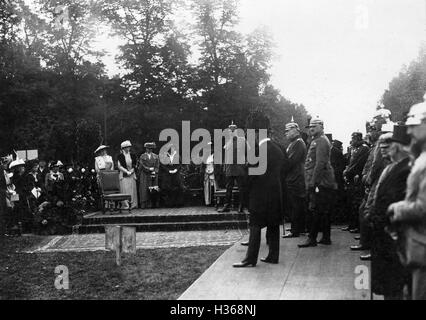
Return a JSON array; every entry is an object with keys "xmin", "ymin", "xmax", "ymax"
[
  {"xmin": 94, "ymin": 145, "xmax": 114, "ymax": 174},
  {"xmin": 117, "ymin": 140, "xmax": 138, "ymax": 209}
]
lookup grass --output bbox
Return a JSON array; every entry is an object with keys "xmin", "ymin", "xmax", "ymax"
[{"xmin": 0, "ymin": 236, "xmax": 229, "ymax": 300}]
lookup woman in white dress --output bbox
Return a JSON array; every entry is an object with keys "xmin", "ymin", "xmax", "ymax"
[
  {"xmin": 94, "ymin": 145, "xmax": 114, "ymax": 174},
  {"xmin": 117, "ymin": 140, "xmax": 138, "ymax": 209}
]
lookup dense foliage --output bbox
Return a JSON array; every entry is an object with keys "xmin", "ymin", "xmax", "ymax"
[
  {"xmin": 0, "ymin": 0, "xmax": 310, "ymax": 163},
  {"xmin": 381, "ymin": 47, "xmax": 426, "ymax": 122}
]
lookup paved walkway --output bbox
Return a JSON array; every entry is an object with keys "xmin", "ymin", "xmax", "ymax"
[
  {"xmin": 179, "ymin": 228, "xmax": 372, "ymax": 300},
  {"xmin": 25, "ymin": 229, "xmax": 248, "ymax": 253}
]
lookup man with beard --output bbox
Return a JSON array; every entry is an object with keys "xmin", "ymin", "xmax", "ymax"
[{"xmin": 388, "ymin": 99, "xmax": 426, "ymax": 300}]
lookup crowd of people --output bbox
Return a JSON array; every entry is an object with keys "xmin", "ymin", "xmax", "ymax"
[
  {"xmin": 225, "ymin": 103, "xmax": 425, "ymax": 301},
  {"xmin": 1, "ymin": 99, "xmax": 425, "ymax": 299},
  {"xmin": 0, "ymin": 158, "xmax": 99, "ymax": 235}
]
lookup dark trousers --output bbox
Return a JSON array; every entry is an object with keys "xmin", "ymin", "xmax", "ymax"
[
  {"xmin": 245, "ymin": 225, "xmax": 280, "ymax": 263},
  {"xmin": 224, "ymin": 175, "xmax": 247, "ymax": 208},
  {"xmin": 308, "ymin": 187, "xmax": 335, "ymax": 242},
  {"xmin": 288, "ymin": 191, "xmax": 306, "ymax": 235},
  {"xmin": 359, "ymin": 197, "xmax": 372, "ymax": 248},
  {"xmin": 347, "ymin": 184, "xmax": 364, "ymax": 229}
]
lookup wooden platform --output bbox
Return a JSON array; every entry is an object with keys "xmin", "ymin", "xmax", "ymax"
[
  {"xmin": 77, "ymin": 206, "xmax": 248, "ymax": 233},
  {"xmin": 179, "ymin": 227, "xmax": 372, "ymax": 300}
]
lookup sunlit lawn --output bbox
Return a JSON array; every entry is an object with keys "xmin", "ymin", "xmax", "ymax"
[{"xmin": 0, "ymin": 236, "xmax": 228, "ymax": 300}]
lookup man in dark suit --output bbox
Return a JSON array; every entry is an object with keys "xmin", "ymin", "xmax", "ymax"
[
  {"xmin": 282, "ymin": 119, "xmax": 307, "ymax": 238},
  {"xmin": 218, "ymin": 122, "xmax": 248, "ymax": 213},
  {"xmin": 233, "ymin": 111, "xmax": 285, "ymax": 267},
  {"xmin": 367, "ymin": 125, "xmax": 411, "ymax": 299}
]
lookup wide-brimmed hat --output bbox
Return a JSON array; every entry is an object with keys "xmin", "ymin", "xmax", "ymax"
[
  {"xmin": 94, "ymin": 145, "xmax": 109, "ymax": 154},
  {"xmin": 9, "ymin": 159, "xmax": 25, "ymax": 169},
  {"xmin": 389, "ymin": 125, "xmax": 411, "ymax": 146},
  {"xmin": 121, "ymin": 140, "xmax": 132, "ymax": 149},
  {"xmin": 144, "ymin": 142, "xmax": 156, "ymax": 149}
]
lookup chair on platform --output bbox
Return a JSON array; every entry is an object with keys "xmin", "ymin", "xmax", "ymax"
[
  {"xmin": 98, "ymin": 170, "xmax": 132, "ymax": 214},
  {"xmin": 213, "ymin": 183, "xmax": 239, "ymax": 210}
]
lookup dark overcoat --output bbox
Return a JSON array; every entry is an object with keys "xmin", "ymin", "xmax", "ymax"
[
  {"xmin": 137, "ymin": 153, "xmax": 159, "ymax": 203},
  {"xmin": 369, "ymin": 157, "xmax": 411, "ymax": 296},
  {"xmin": 247, "ymin": 139, "xmax": 284, "ymax": 227}
]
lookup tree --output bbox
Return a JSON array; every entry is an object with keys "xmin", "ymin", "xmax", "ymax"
[{"xmin": 382, "ymin": 47, "xmax": 426, "ymax": 122}]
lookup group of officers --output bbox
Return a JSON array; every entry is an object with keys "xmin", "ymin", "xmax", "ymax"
[{"xmin": 224, "ymin": 104, "xmax": 425, "ymax": 300}]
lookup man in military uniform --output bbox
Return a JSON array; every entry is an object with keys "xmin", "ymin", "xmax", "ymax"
[
  {"xmin": 282, "ymin": 119, "xmax": 307, "ymax": 238},
  {"xmin": 342, "ymin": 132, "xmax": 370, "ymax": 233},
  {"xmin": 218, "ymin": 122, "xmax": 248, "ymax": 213},
  {"xmin": 299, "ymin": 117, "xmax": 337, "ymax": 247}
]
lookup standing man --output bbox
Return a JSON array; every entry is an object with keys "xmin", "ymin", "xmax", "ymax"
[
  {"xmin": 138, "ymin": 142, "xmax": 160, "ymax": 209},
  {"xmin": 282, "ymin": 119, "xmax": 307, "ymax": 238},
  {"xmin": 218, "ymin": 122, "xmax": 248, "ymax": 213},
  {"xmin": 367, "ymin": 126, "xmax": 411, "ymax": 300},
  {"xmin": 343, "ymin": 132, "xmax": 370, "ymax": 233},
  {"xmin": 299, "ymin": 117, "xmax": 337, "ymax": 247},
  {"xmin": 389, "ymin": 99, "xmax": 426, "ymax": 300},
  {"xmin": 37, "ymin": 160, "xmax": 48, "ymax": 188},
  {"xmin": 330, "ymin": 140, "xmax": 348, "ymax": 223},
  {"xmin": 233, "ymin": 111, "xmax": 284, "ymax": 267}
]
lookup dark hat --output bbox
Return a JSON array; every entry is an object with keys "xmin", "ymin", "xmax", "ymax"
[
  {"xmin": 351, "ymin": 132, "xmax": 363, "ymax": 140},
  {"xmin": 27, "ymin": 159, "xmax": 39, "ymax": 169},
  {"xmin": 332, "ymin": 140, "xmax": 343, "ymax": 148},
  {"xmin": 389, "ymin": 125, "xmax": 411, "ymax": 146}
]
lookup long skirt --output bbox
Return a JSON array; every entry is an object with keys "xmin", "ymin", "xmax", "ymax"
[{"xmin": 120, "ymin": 175, "xmax": 138, "ymax": 209}]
